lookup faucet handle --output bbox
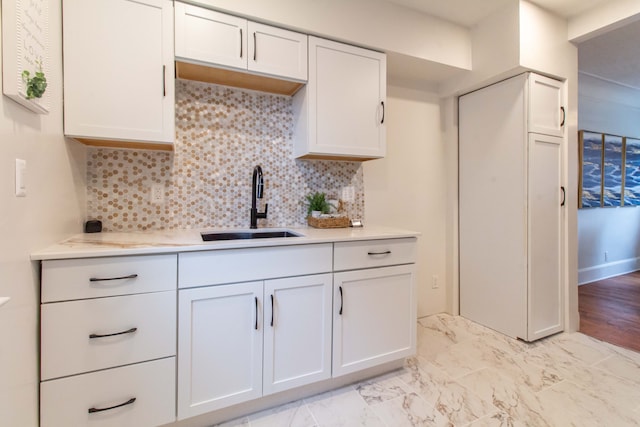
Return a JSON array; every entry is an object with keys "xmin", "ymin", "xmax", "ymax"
[{"xmin": 262, "ymin": 203, "xmax": 268, "ymax": 217}]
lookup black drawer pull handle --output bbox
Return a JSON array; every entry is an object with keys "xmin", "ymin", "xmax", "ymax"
[
  {"xmin": 89, "ymin": 274, "xmax": 138, "ymax": 282},
  {"xmin": 368, "ymin": 251, "xmax": 391, "ymax": 256},
  {"xmin": 339, "ymin": 286, "xmax": 343, "ymax": 315},
  {"xmin": 89, "ymin": 327, "xmax": 137, "ymax": 339},
  {"xmin": 88, "ymin": 397, "xmax": 136, "ymax": 414}
]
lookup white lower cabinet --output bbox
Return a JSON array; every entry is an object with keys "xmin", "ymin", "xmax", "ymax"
[
  {"xmin": 177, "ymin": 281, "xmax": 263, "ymax": 419},
  {"xmin": 332, "ymin": 264, "xmax": 416, "ymax": 377},
  {"xmin": 40, "ymin": 357, "xmax": 175, "ymax": 427},
  {"xmin": 177, "ymin": 273, "xmax": 332, "ymax": 420},
  {"xmin": 39, "ymin": 238, "xmax": 417, "ymax": 426},
  {"xmin": 263, "ymin": 274, "xmax": 332, "ymax": 395},
  {"xmin": 40, "ymin": 255, "xmax": 178, "ymax": 427}
]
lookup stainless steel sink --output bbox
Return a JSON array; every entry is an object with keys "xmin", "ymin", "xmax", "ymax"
[{"xmin": 201, "ymin": 230, "xmax": 303, "ymax": 241}]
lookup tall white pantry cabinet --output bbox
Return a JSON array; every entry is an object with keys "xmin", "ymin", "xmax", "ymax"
[{"xmin": 459, "ymin": 72, "xmax": 565, "ymax": 342}]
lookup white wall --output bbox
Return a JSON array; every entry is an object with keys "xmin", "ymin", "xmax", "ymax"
[
  {"xmin": 0, "ymin": 1, "xmax": 86, "ymax": 424},
  {"xmin": 440, "ymin": 0, "xmax": 521, "ymax": 96},
  {"xmin": 364, "ymin": 85, "xmax": 447, "ymax": 317},
  {"xmin": 577, "ymin": 73, "xmax": 640, "ymax": 284}
]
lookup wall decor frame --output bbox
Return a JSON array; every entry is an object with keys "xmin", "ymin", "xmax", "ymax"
[
  {"xmin": 624, "ymin": 137, "xmax": 640, "ymax": 206},
  {"xmin": 602, "ymin": 134, "xmax": 624, "ymax": 207},
  {"xmin": 1, "ymin": 0, "xmax": 50, "ymax": 114},
  {"xmin": 579, "ymin": 130, "xmax": 603, "ymax": 208}
]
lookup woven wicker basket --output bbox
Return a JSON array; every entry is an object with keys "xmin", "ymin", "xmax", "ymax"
[{"xmin": 307, "ymin": 215, "xmax": 350, "ymax": 228}]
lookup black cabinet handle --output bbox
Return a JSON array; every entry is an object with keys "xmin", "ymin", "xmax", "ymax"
[
  {"xmin": 89, "ymin": 274, "xmax": 138, "ymax": 282},
  {"xmin": 270, "ymin": 294, "xmax": 274, "ymax": 327},
  {"xmin": 561, "ymin": 186, "xmax": 566, "ymax": 206},
  {"xmin": 381, "ymin": 101, "xmax": 385, "ymax": 124},
  {"xmin": 162, "ymin": 65, "xmax": 166, "ymax": 97},
  {"xmin": 240, "ymin": 28, "xmax": 243, "ymax": 58},
  {"xmin": 88, "ymin": 397, "xmax": 136, "ymax": 414},
  {"xmin": 253, "ymin": 32, "xmax": 257, "ymax": 61},
  {"xmin": 254, "ymin": 296, "xmax": 258, "ymax": 330},
  {"xmin": 560, "ymin": 106, "xmax": 565, "ymax": 127},
  {"xmin": 89, "ymin": 327, "xmax": 137, "ymax": 339},
  {"xmin": 339, "ymin": 286, "xmax": 343, "ymax": 315},
  {"xmin": 368, "ymin": 251, "xmax": 391, "ymax": 256}
]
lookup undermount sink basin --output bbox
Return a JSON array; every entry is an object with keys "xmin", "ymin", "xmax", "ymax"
[{"xmin": 201, "ymin": 230, "xmax": 303, "ymax": 241}]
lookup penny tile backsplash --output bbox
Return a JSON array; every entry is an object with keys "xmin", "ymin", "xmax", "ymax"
[{"xmin": 86, "ymin": 80, "xmax": 364, "ymax": 231}]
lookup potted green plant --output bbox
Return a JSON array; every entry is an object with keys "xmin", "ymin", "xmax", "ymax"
[
  {"xmin": 305, "ymin": 192, "xmax": 333, "ymax": 217},
  {"xmin": 21, "ymin": 59, "xmax": 47, "ymax": 100}
]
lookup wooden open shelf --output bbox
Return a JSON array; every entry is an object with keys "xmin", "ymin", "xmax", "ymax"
[
  {"xmin": 71, "ymin": 137, "xmax": 174, "ymax": 152},
  {"xmin": 175, "ymin": 61, "xmax": 304, "ymax": 97}
]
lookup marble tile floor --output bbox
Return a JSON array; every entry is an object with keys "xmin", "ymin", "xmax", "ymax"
[{"xmin": 216, "ymin": 314, "xmax": 640, "ymax": 426}]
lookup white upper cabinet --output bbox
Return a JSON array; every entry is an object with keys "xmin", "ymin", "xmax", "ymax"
[
  {"xmin": 248, "ymin": 21, "xmax": 307, "ymax": 81},
  {"xmin": 175, "ymin": 4, "xmax": 246, "ymax": 70},
  {"xmin": 63, "ymin": 0, "xmax": 175, "ymax": 148},
  {"xmin": 174, "ymin": 2, "xmax": 307, "ymax": 82},
  {"xmin": 293, "ymin": 37, "xmax": 387, "ymax": 161},
  {"xmin": 528, "ymin": 73, "xmax": 565, "ymax": 137}
]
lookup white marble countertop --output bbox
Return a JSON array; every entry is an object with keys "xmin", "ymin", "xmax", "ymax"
[{"xmin": 31, "ymin": 226, "xmax": 419, "ymax": 260}]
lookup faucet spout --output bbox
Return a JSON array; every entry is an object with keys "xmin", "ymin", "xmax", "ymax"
[{"xmin": 250, "ymin": 165, "xmax": 268, "ymax": 229}]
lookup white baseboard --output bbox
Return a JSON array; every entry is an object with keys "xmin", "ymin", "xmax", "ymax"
[{"xmin": 578, "ymin": 257, "xmax": 640, "ymax": 285}]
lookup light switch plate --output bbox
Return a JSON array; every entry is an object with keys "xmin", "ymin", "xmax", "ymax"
[{"xmin": 15, "ymin": 159, "xmax": 26, "ymax": 197}]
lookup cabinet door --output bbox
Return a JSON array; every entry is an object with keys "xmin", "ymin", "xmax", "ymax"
[
  {"xmin": 63, "ymin": 0, "xmax": 174, "ymax": 144},
  {"xmin": 177, "ymin": 282, "xmax": 262, "ymax": 419},
  {"xmin": 174, "ymin": 2, "xmax": 247, "ymax": 70},
  {"xmin": 528, "ymin": 73, "xmax": 564, "ymax": 137},
  {"xmin": 333, "ymin": 265, "xmax": 415, "ymax": 377},
  {"xmin": 263, "ymin": 274, "xmax": 332, "ymax": 395},
  {"xmin": 248, "ymin": 22, "xmax": 307, "ymax": 81},
  {"xmin": 303, "ymin": 36, "xmax": 386, "ymax": 160},
  {"xmin": 528, "ymin": 133, "xmax": 563, "ymax": 341}
]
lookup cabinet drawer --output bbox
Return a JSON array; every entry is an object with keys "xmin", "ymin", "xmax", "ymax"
[
  {"xmin": 178, "ymin": 243, "xmax": 332, "ymax": 288},
  {"xmin": 334, "ymin": 238, "xmax": 416, "ymax": 271},
  {"xmin": 41, "ymin": 291, "xmax": 176, "ymax": 380},
  {"xmin": 40, "ymin": 357, "xmax": 176, "ymax": 427},
  {"xmin": 42, "ymin": 254, "xmax": 177, "ymax": 302}
]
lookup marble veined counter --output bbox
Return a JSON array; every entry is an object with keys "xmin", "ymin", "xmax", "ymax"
[{"xmin": 31, "ymin": 226, "xmax": 419, "ymax": 261}]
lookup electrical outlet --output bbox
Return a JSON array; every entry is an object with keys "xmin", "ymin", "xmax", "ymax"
[
  {"xmin": 432, "ymin": 275, "xmax": 439, "ymax": 289},
  {"xmin": 151, "ymin": 184, "xmax": 165, "ymax": 205},
  {"xmin": 342, "ymin": 186, "xmax": 355, "ymax": 203},
  {"xmin": 604, "ymin": 251, "xmax": 609, "ymax": 262}
]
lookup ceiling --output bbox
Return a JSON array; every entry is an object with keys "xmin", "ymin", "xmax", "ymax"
[
  {"xmin": 384, "ymin": 0, "xmax": 639, "ymax": 90},
  {"xmin": 383, "ymin": 0, "xmax": 610, "ymax": 26},
  {"xmin": 578, "ymin": 19, "xmax": 640, "ymax": 90}
]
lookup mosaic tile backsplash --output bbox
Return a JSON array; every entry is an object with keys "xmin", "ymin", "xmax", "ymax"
[{"xmin": 86, "ymin": 80, "xmax": 364, "ymax": 231}]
